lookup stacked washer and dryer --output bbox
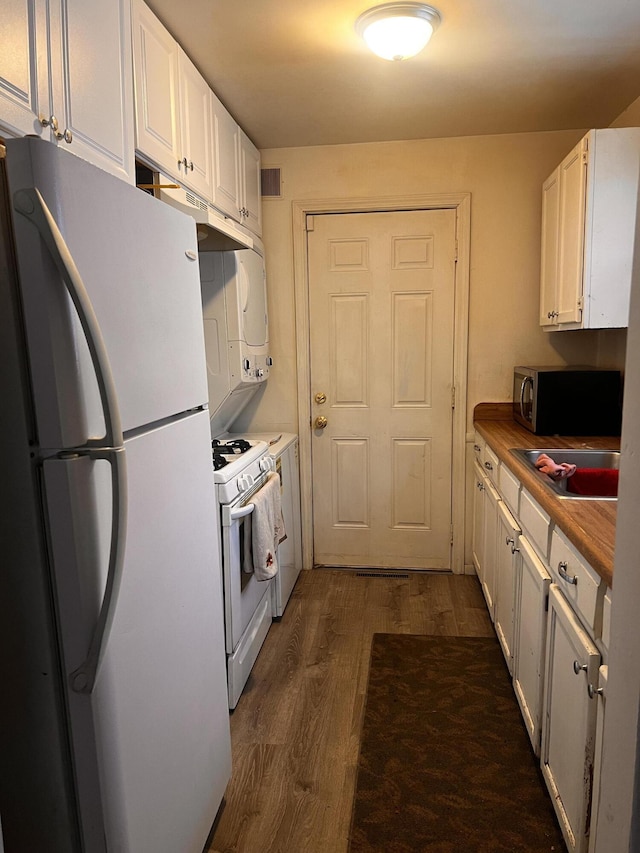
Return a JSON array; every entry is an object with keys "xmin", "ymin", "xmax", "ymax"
[{"xmin": 199, "ymin": 241, "xmax": 302, "ymax": 708}]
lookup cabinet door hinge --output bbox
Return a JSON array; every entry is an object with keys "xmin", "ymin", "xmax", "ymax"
[
  {"xmin": 454, "ymin": 239, "xmax": 458, "ymax": 262},
  {"xmin": 577, "ymin": 295, "xmax": 584, "ymax": 314},
  {"xmin": 306, "ymin": 214, "xmax": 315, "ymax": 232},
  {"xmin": 450, "ymin": 524, "xmax": 454, "ymax": 547}
]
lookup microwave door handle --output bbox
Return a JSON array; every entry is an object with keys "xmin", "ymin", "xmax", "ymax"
[{"xmin": 520, "ymin": 376, "xmax": 533, "ymax": 420}]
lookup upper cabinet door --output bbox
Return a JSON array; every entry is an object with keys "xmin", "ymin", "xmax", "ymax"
[
  {"xmin": 0, "ymin": 0, "xmax": 48, "ymax": 139},
  {"xmin": 1, "ymin": 0, "xmax": 135, "ymax": 184},
  {"xmin": 176, "ymin": 49, "xmax": 212, "ymax": 199},
  {"xmin": 556, "ymin": 139, "xmax": 586, "ymax": 325},
  {"xmin": 539, "ymin": 167, "xmax": 560, "ymax": 327},
  {"xmin": 210, "ymin": 91, "xmax": 240, "ymax": 220},
  {"xmin": 132, "ymin": 0, "xmax": 180, "ymax": 176},
  {"xmin": 48, "ymin": 0, "xmax": 135, "ymax": 184},
  {"xmin": 239, "ymin": 129, "xmax": 262, "ymax": 236}
]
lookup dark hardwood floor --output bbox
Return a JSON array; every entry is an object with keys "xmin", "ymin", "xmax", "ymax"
[{"xmin": 207, "ymin": 569, "xmax": 494, "ymax": 853}]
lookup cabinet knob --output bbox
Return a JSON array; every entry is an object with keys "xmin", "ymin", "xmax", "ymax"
[
  {"xmin": 41, "ymin": 114, "xmax": 59, "ymax": 132},
  {"xmin": 573, "ymin": 660, "xmax": 588, "ymax": 676},
  {"xmin": 588, "ymin": 684, "xmax": 604, "ymax": 699},
  {"xmin": 189, "ymin": 161, "xmax": 194, "ymax": 171},
  {"xmin": 484, "ymin": 461, "xmax": 493, "ymax": 471},
  {"xmin": 62, "ymin": 128, "xmax": 72, "ymax": 144}
]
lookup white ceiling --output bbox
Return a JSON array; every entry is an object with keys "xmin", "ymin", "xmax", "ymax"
[{"xmin": 146, "ymin": 0, "xmax": 640, "ymax": 150}]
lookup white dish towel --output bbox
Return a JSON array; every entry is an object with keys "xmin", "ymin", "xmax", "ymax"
[{"xmin": 242, "ymin": 472, "xmax": 286, "ymax": 581}]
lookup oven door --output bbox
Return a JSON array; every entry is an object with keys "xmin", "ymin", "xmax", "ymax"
[{"xmin": 221, "ymin": 485, "xmax": 273, "ymax": 653}]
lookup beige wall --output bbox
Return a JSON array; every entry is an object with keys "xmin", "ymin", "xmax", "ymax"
[{"xmin": 238, "ymin": 128, "xmax": 606, "ymax": 433}]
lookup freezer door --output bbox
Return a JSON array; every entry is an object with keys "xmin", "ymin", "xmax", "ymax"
[
  {"xmin": 42, "ymin": 410, "xmax": 230, "ymax": 852},
  {"xmin": 7, "ymin": 137, "xmax": 209, "ymax": 448}
]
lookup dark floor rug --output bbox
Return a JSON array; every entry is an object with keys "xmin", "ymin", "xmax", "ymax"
[{"xmin": 348, "ymin": 634, "xmax": 566, "ymax": 853}]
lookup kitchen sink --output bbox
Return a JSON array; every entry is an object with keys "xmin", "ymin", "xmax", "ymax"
[{"xmin": 509, "ymin": 448, "xmax": 620, "ymax": 500}]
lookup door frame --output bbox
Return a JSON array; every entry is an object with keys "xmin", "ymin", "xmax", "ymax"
[{"xmin": 292, "ymin": 193, "xmax": 471, "ymax": 573}]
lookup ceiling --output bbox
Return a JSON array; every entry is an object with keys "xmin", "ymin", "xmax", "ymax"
[{"xmin": 146, "ymin": 0, "xmax": 640, "ymax": 150}]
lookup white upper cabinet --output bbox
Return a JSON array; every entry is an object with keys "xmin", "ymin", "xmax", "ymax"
[
  {"xmin": 131, "ymin": 0, "xmax": 180, "ymax": 174},
  {"xmin": 239, "ymin": 128, "xmax": 262, "ymax": 236},
  {"xmin": 0, "ymin": 0, "xmax": 47, "ymax": 139},
  {"xmin": 0, "ymin": 0, "xmax": 135, "ymax": 183},
  {"xmin": 132, "ymin": 0, "xmax": 212, "ymax": 199},
  {"xmin": 176, "ymin": 48, "xmax": 212, "ymax": 199},
  {"xmin": 210, "ymin": 91, "xmax": 241, "ymax": 220},
  {"xmin": 540, "ymin": 128, "xmax": 640, "ymax": 330},
  {"xmin": 209, "ymin": 91, "xmax": 262, "ymax": 236}
]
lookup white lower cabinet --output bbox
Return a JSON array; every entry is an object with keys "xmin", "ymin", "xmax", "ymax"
[
  {"xmin": 472, "ymin": 436, "xmax": 609, "ymax": 849},
  {"xmin": 471, "ymin": 462, "xmax": 485, "ymax": 580},
  {"xmin": 541, "ymin": 585, "xmax": 600, "ymax": 853},
  {"xmin": 588, "ymin": 665, "xmax": 607, "ymax": 853},
  {"xmin": 480, "ymin": 477, "xmax": 500, "ymax": 620},
  {"xmin": 494, "ymin": 502, "xmax": 520, "ymax": 673},
  {"xmin": 513, "ymin": 535, "xmax": 551, "ymax": 754}
]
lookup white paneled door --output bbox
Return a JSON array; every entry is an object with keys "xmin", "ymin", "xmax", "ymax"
[{"xmin": 307, "ymin": 209, "xmax": 457, "ymax": 569}]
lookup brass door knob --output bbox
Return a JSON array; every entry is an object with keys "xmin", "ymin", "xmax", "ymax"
[
  {"xmin": 315, "ymin": 392, "xmax": 327, "ymax": 404},
  {"xmin": 314, "ymin": 416, "xmax": 328, "ymax": 429}
]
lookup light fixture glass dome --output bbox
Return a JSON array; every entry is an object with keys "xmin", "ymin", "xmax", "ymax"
[{"xmin": 356, "ymin": 3, "xmax": 441, "ymax": 62}]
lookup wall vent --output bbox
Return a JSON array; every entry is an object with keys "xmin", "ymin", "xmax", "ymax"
[{"xmin": 261, "ymin": 167, "xmax": 282, "ymax": 198}]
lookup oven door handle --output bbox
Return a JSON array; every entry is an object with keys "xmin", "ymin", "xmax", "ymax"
[{"xmin": 230, "ymin": 503, "xmax": 255, "ymax": 521}]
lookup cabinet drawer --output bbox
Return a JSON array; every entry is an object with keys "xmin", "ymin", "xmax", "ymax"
[
  {"xmin": 519, "ymin": 489, "xmax": 551, "ymax": 562},
  {"xmin": 498, "ymin": 463, "xmax": 520, "ymax": 515},
  {"xmin": 482, "ymin": 444, "xmax": 499, "ymax": 486},
  {"xmin": 549, "ymin": 529, "xmax": 603, "ymax": 635}
]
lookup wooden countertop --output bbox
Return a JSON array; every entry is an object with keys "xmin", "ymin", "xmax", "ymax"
[{"xmin": 473, "ymin": 410, "xmax": 619, "ymax": 588}]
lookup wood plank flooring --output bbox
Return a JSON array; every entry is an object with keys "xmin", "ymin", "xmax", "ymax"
[{"xmin": 207, "ymin": 569, "xmax": 494, "ymax": 853}]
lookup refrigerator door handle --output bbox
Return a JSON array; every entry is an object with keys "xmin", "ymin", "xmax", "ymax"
[
  {"xmin": 68, "ymin": 445, "xmax": 128, "ymax": 694},
  {"xmin": 13, "ymin": 187, "xmax": 124, "ymax": 450}
]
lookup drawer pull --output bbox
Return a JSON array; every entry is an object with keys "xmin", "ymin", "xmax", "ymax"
[
  {"xmin": 558, "ymin": 561, "xmax": 578, "ymax": 585},
  {"xmin": 573, "ymin": 660, "xmax": 588, "ymax": 675}
]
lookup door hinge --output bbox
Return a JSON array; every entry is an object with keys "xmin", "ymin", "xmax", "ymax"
[
  {"xmin": 450, "ymin": 524, "xmax": 454, "ymax": 547},
  {"xmin": 451, "ymin": 385, "xmax": 456, "ymax": 409},
  {"xmin": 454, "ymin": 239, "xmax": 458, "ymax": 262},
  {"xmin": 306, "ymin": 214, "xmax": 315, "ymax": 232},
  {"xmin": 577, "ymin": 295, "xmax": 584, "ymax": 314}
]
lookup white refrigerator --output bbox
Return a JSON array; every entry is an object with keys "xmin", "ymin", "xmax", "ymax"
[{"xmin": 0, "ymin": 138, "xmax": 231, "ymax": 852}]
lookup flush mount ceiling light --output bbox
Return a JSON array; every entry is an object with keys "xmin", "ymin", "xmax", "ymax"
[{"xmin": 356, "ymin": 2, "xmax": 441, "ymax": 61}]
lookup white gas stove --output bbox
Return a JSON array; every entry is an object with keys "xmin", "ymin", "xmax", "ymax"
[{"xmin": 211, "ymin": 437, "xmax": 272, "ymax": 504}]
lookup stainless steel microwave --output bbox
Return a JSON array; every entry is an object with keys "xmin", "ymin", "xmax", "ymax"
[{"xmin": 513, "ymin": 366, "xmax": 622, "ymax": 435}]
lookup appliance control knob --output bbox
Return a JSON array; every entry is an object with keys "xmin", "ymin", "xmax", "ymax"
[
  {"xmin": 267, "ymin": 356, "xmax": 273, "ymax": 366},
  {"xmin": 257, "ymin": 368, "xmax": 264, "ymax": 378},
  {"xmin": 243, "ymin": 358, "xmax": 251, "ymax": 371},
  {"xmin": 237, "ymin": 474, "xmax": 254, "ymax": 492},
  {"xmin": 259, "ymin": 457, "xmax": 273, "ymax": 472}
]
